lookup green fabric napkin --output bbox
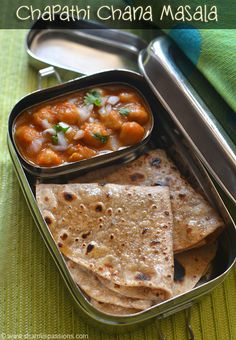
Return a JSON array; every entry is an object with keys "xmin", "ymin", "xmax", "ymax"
[{"xmin": 168, "ymin": 28, "xmax": 236, "ymax": 113}]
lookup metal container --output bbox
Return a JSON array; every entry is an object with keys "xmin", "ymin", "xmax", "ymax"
[
  {"xmin": 7, "ymin": 19, "xmax": 236, "ymax": 333},
  {"xmin": 26, "ymin": 17, "xmax": 147, "ymax": 80},
  {"xmin": 11, "ymin": 71, "xmax": 154, "ymax": 179}
]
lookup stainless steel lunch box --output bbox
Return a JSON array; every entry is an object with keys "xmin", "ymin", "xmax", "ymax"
[{"xmin": 7, "ymin": 17, "xmax": 236, "ymax": 332}]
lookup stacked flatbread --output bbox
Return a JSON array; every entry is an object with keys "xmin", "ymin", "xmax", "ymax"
[
  {"xmin": 74, "ymin": 149, "xmax": 224, "ymax": 253},
  {"xmin": 36, "ymin": 149, "xmax": 223, "ymax": 315}
]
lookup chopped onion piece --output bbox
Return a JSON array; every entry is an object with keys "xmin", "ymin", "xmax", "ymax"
[
  {"xmin": 109, "ymin": 135, "xmax": 120, "ymax": 151},
  {"xmin": 41, "ymin": 119, "xmax": 51, "ymax": 129},
  {"xmin": 50, "ymin": 144, "xmax": 71, "ymax": 151},
  {"xmin": 105, "ymin": 104, "xmax": 112, "ymax": 114},
  {"xmin": 29, "ymin": 139, "xmax": 43, "ymax": 153},
  {"xmin": 98, "ymin": 106, "xmax": 107, "ymax": 115},
  {"xmin": 43, "ymin": 128, "xmax": 56, "ymax": 135},
  {"xmin": 73, "ymin": 130, "xmax": 85, "ymax": 140},
  {"xmin": 57, "ymin": 131, "xmax": 68, "ymax": 147},
  {"xmin": 101, "ymin": 96, "xmax": 108, "ymax": 106},
  {"xmin": 77, "ymin": 106, "xmax": 91, "ymax": 122},
  {"xmin": 58, "ymin": 122, "xmax": 69, "ymax": 129},
  {"xmin": 88, "ymin": 117, "xmax": 95, "ymax": 123},
  {"xmin": 107, "ymin": 96, "xmax": 119, "ymax": 105},
  {"xmin": 86, "ymin": 104, "xmax": 94, "ymax": 112}
]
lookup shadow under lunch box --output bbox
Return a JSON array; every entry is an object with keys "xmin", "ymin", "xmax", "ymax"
[{"xmin": 7, "ymin": 17, "xmax": 236, "ymax": 333}]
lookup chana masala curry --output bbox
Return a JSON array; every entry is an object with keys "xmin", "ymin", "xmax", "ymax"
[{"xmin": 14, "ymin": 85, "xmax": 152, "ymax": 167}]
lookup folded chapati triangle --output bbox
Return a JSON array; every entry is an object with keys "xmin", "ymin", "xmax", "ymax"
[
  {"xmin": 67, "ymin": 260, "xmax": 152, "ymax": 310},
  {"xmin": 74, "ymin": 149, "xmax": 224, "ymax": 252},
  {"xmin": 36, "ymin": 183, "xmax": 174, "ymax": 300},
  {"xmin": 94, "ymin": 242, "xmax": 217, "ymax": 302},
  {"xmin": 65, "ymin": 242, "xmax": 217, "ymax": 315}
]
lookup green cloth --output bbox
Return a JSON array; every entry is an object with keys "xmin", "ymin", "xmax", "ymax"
[
  {"xmin": 0, "ymin": 29, "xmax": 235, "ymax": 340},
  {"xmin": 167, "ymin": 28, "xmax": 236, "ymax": 113}
]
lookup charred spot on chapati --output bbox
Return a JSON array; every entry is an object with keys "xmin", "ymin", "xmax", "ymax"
[
  {"xmin": 58, "ymin": 242, "xmax": 63, "ymax": 248},
  {"xmin": 161, "ymin": 224, "xmax": 168, "ymax": 229},
  {"xmin": 129, "ymin": 172, "xmax": 145, "ymax": 181},
  {"xmin": 63, "ymin": 191, "xmax": 76, "ymax": 202},
  {"xmin": 142, "ymin": 228, "xmax": 149, "ymax": 235},
  {"xmin": 98, "ymin": 182, "xmax": 107, "ymax": 186},
  {"xmin": 150, "ymin": 240, "xmax": 160, "ymax": 246},
  {"xmin": 178, "ymin": 193, "xmax": 186, "ymax": 199},
  {"xmin": 95, "ymin": 203, "xmax": 104, "ymax": 212},
  {"xmin": 152, "ymin": 180, "xmax": 167, "ymax": 186},
  {"xmin": 174, "ymin": 258, "xmax": 185, "ymax": 282},
  {"xmin": 44, "ymin": 216, "xmax": 52, "ymax": 225},
  {"xmin": 82, "ymin": 231, "xmax": 91, "ymax": 239},
  {"xmin": 135, "ymin": 273, "xmax": 151, "ymax": 281},
  {"xmin": 106, "ymin": 207, "xmax": 113, "ymax": 215},
  {"xmin": 86, "ymin": 243, "xmax": 94, "ymax": 254},
  {"xmin": 60, "ymin": 233, "xmax": 68, "ymax": 240},
  {"xmin": 187, "ymin": 227, "xmax": 192, "ymax": 235},
  {"xmin": 150, "ymin": 157, "xmax": 161, "ymax": 168}
]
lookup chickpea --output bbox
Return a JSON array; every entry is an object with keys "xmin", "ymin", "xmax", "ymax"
[
  {"xmin": 15, "ymin": 125, "xmax": 40, "ymax": 146},
  {"xmin": 119, "ymin": 122, "xmax": 144, "ymax": 145},
  {"xmin": 127, "ymin": 104, "xmax": 149, "ymax": 125},
  {"xmin": 82, "ymin": 123, "xmax": 109, "ymax": 148},
  {"xmin": 100, "ymin": 110, "xmax": 123, "ymax": 130},
  {"xmin": 68, "ymin": 144, "xmax": 96, "ymax": 162},
  {"xmin": 32, "ymin": 106, "xmax": 57, "ymax": 127},
  {"xmin": 36, "ymin": 148, "xmax": 62, "ymax": 167},
  {"xmin": 54, "ymin": 102, "xmax": 79, "ymax": 125}
]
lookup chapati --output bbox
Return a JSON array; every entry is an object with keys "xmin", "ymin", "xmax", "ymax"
[
  {"xmin": 36, "ymin": 183, "xmax": 174, "ymax": 299},
  {"xmin": 74, "ymin": 149, "xmax": 224, "ymax": 252}
]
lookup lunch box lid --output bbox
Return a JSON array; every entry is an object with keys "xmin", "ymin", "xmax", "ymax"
[
  {"xmin": 26, "ymin": 18, "xmax": 236, "ymax": 204},
  {"xmin": 139, "ymin": 37, "xmax": 236, "ymax": 205}
]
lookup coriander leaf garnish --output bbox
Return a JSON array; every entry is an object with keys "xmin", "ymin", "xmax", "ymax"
[
  {"xmin": 119, "ymin": 107, "xmax": 130, "ymax": 116},
  {"xmin": 52, "ymin": 135, "xmax": 58, "ymax": 145},
  {"xmin": 93, "ymin": 133, "xmax": 109, "ymax": 144},
  {"xmin": 84, "ymin": 90, "xmax": 102, "ymax": 107},
  {"xmin": 53, "ymin": 123, "xmax": 69, "ymax": 134}
]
